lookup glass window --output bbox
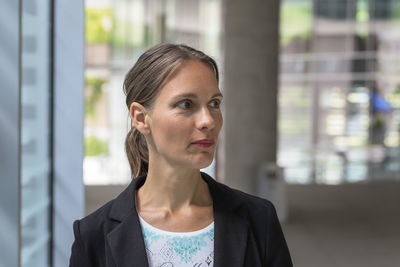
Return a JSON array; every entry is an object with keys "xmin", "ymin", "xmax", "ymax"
[{"xmin": 20, "ymin": 0, "xmax": 52, "ymax": 266}]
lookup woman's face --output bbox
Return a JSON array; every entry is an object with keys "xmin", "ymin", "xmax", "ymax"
[{"xmin": 145, "ymin": 60, "xmax": 223, "ymax": 169}]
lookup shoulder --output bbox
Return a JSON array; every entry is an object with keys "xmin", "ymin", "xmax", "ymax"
[
  {"xmin": 206, "ymin": 175, "xmax": 277, "ymax": 222},
  {"xmin": 71, "ymin": 198, "xmax": 118, "ymax": 260},
  {"xmin": 227, "ymin": 182, "xmax": 274, "ymax": 207},
  {"xmin": 76, "ymin": 199, "xmax": 115, "ymax": 237},
  {"xmin": 75, "ymin": 176, "xmax": 141, "ymax": 238},
  {"xmin": 70, "ymin": 177, "xmax": 142, "ymax": 266},
  {"xmin": 210, "ymin": 176, "xmax": 275, "ymax": 209},
  {"xmin": 70, "ymin": 199, "xmax": 118, "ymax": 266},
  {"xmin": 227, "ymin": 185, "xmax": 279, "ymax": 238}
]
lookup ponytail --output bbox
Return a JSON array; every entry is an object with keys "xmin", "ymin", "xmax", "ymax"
[{"xmin": 125, "ymin": 127, "xmax": 148, "ymax": 178}]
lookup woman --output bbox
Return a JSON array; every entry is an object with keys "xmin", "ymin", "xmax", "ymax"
[{"xmin": 70, "ymin": 43, "xmax": 292, "ymax": 267}]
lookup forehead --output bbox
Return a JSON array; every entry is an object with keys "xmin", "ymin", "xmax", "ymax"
[{"xmin": 159, "ymin": 60, "xmax": 220, "ymax": 97}]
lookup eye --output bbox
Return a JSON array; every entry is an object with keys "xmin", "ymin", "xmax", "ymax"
[
  {"xmin": 177, "ymin": 99, "xmax": 193, "ymax": 110},
  {"xmin": 209, "ymin": 99, "xmax": 221, "ymax": 109}
]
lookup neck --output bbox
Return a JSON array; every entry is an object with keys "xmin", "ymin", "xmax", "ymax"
[{"xmin": 137, "ymin": 163, "xmax": 211, "ymax": 213}]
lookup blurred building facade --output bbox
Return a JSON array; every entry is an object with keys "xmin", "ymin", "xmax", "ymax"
[{"xmin": 279, "ymin": 0, "xmax": 400, "ymax": 184}]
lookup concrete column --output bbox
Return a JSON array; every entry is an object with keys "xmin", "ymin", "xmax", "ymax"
[{"xmin": 221, "ymin": 0, "xmax": 280, "ymax": 195}]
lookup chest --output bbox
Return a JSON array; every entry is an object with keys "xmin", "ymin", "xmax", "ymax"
[
  {"xmin": 139, "ymin": 217, "xmax": 215, "ymax": 267},
  {"xmin": 138, "ymin": 205, "xmax": 214, "ymax": 232},
  {"xmin": 103, "ymin": 217, "xmax": 265, "ymax": 267}
]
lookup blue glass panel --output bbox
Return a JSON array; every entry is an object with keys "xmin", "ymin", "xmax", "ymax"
[{"xmin": 20, "ymin": 0, "xmax": 52, "ymax": 266}]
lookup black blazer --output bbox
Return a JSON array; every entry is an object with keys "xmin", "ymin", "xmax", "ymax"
[{"xmin": 69, "ymin": 172, "xmax": 292, "ymax": 267}]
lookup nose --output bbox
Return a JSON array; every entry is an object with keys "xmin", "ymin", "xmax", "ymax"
[{"xmin": 196, "ymin": 106, "xmax": 215, "ymax": 130}]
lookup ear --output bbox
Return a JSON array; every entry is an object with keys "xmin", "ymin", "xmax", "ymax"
[{"xmin": 130, "ymin": 102, "xmax": 151, "ymax": 135}]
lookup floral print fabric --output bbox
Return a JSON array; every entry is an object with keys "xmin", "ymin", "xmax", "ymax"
[{"xmin": 138, "ymin": 215, "xmax": 214, "ymax": 267}]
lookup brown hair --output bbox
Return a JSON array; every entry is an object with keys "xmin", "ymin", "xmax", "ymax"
[{"xmin": 123, "ymin": 43, "xmax": 219, "ymax": 178}]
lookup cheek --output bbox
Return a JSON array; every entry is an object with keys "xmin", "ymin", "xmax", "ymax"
[
  {"xmin": 214, "ymin": 113, "xmax": 223, "ymax": 134},
  {"xmin": 152, "ymin": 114, "xmax": 192, "ymax": 146}
]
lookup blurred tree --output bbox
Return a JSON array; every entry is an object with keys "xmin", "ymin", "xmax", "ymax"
[
  {"xmin": 85, "ymin": 76, "xmax": 108, "ymax": 118},
  {"xmin": 86, "ymin": 8, "xmax": 112, "ymax": 44},
  {"xmin": 85, "ymin": 136, "xmax": 109, "ymax": 156},
  {"xmin": 281, "ymin": 1, "xmax": 312, "ymax": 45}
]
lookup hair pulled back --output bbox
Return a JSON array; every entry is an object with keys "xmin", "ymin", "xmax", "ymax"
[{"xmin": 124, "ymin": 43, "xmax": 219, "ymax": 178}]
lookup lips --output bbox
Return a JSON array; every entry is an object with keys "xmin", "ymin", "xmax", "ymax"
[{"xmin": 192, "ymin": 139, "xmax": 215, "ymax": 148}]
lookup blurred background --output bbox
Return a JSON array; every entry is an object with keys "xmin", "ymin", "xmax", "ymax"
[{"xmin": 1, "ymin": 0, "xmax": 399, "ymax": 266}]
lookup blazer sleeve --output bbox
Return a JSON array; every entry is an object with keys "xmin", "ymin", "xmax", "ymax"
[
  {"xmin": 69, "ymin": 220, "xmax": 91, "ymax": 267},
  {"xmin": 265, "ymin": 202, "xmax": 293, "ymax": 267}
]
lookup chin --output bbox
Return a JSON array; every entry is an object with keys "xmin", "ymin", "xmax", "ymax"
[
  {"xmin": 196, "ymin": 161, "xmax": 213, "ymax": 170},
  {"xmin": 172, "ymin": 151, "xmax": 215, "ymax": 170},
  {"xmin": 190, "ymin": 155, "xmax": 214, "ymax": 169}
]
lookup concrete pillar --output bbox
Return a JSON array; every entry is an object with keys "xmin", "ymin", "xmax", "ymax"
[{"xmin": 221, "ymin": 0, "xmax": 280, "ymax": 195}]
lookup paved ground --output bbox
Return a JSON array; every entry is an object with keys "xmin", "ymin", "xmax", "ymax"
[{"xmin": 282, "ymin": 182, "xmax": 400, "ymax": 267}]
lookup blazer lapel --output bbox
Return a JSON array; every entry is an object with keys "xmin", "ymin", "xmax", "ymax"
[
  {"xmin": 202, "ymin": 173, "xmax": 249, "ymax": 267},
  {"xmin": 107, "ymin": 212, "xmax": 149, "ymax": 267},
  {"xmin": 106, "ymin": 173, "xmax": 249, "ymax": 267},
  {"xmin": 106, "ymin": 176, "xmax": 149, "ymax": 267},
  {"xmin": 213, "ymin": 208, "xmax": 249, "ymax": 267}
]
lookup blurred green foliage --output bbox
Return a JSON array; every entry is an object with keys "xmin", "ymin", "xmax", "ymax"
[
  {"xmin": 85, "ymin": 76, "xmax": 108, "ymax": 118},
  {"xmin": 387, "ymin": 84, "xmax": 400, "ymax": 108},
  {"xmin": 111, "ymin": 19, "xmax": 152, "ymax": 48},
  {"xmin": 86, "ymin": 8, "xmax": 112, "ymax": 44},
  {"xmin": 389, "ymin": 0, "xmax": 400, "ymax": 19},
  {"xmin": 85, "ymin": 136, "xmax": 109, "ymax": 156},
  {"xmin": 281, "ymin": 1, "xmax": 311, "ymax": 45},
  {"xmin": 395, "ymin": 84, "xmax": 400, "ymax": 94},
  {"xmin": 356, "ymin": 0, "xmax": 369, "ymax": 22}
]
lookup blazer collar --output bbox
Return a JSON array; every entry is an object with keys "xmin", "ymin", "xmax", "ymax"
[
  {"xmin": 107, "ymin": 172, "xmax": 248, "ymax": 267},
  {"xmin": 203, "ymin": 173, "xmax": 249, "ymax": 266},
  {"xmin": 107, "ymin": 174, "xmax": 148, "ymax": 267}
]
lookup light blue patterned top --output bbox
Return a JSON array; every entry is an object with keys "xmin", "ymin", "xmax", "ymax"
[{"xmin": 138, "ymin": 215, "xmax": 214, "ymax": 267}]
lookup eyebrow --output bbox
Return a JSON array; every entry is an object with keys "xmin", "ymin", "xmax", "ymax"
[{"xmin": 174, "ymin": 92, "xmax": 223, "ymax": 99}]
